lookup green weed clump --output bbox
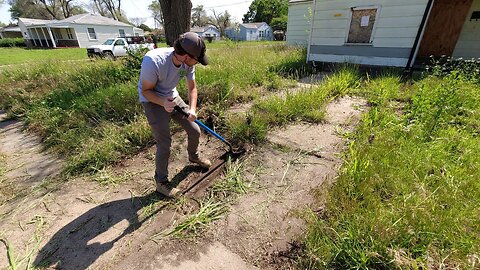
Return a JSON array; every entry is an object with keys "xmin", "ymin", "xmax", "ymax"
[
  {"xmin": 299, "ymin": 70, "xmax": 480, "ymax": 269},
  {"xmin": 226, "ymin": 65, "xmax": 361, "ymax": 144}
]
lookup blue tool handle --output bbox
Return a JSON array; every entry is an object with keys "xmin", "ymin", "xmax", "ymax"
[
  {"xmin": 174, "ymin": 106, "xmax": 232, "ymax": 150},
  {"xmin": 194, "ymin": 119, "xmax": 227, "ymax": 143}
]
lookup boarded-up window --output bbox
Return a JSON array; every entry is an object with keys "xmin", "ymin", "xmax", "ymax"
[{"xmin": 347, "ymin": 8, "xmax": 377, "ymax": 44}]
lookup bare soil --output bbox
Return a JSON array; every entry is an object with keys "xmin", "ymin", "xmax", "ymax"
[{"xmin": 0, "ymin": 86, "xmax": 367, "ymax": 269}]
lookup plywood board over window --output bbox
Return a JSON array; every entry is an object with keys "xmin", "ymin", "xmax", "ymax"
[
  {"xmin": 347, "ymin": 8, "xmax": 377, "ymax": 44},
  {"xmin": 418, "ymin": 0, "xmax": 474, "ymax": 57}
]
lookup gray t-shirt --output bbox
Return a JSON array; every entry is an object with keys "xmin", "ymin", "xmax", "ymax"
[{"xmin": 138, "ymin": 47, "xmax": 195, "ymax": 102}]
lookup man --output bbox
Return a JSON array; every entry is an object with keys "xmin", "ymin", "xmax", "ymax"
[{"xmin": 138, "ymin": 32, "xmax": 212, "ymax": 197}]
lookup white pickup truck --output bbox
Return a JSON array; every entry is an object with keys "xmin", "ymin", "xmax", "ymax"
[{"xmin": 87, "ymin": 36, "xmax": 155, "ymax": 59}]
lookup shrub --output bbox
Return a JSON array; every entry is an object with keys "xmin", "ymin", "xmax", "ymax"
[{"xmin": 0, "ymin": 38, "xmax": 26, "ymax": 47}]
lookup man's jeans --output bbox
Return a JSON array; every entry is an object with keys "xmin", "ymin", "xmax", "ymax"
[{"xmin": 142, "ymin": 97, "xmax": 201, "ymax": 183}]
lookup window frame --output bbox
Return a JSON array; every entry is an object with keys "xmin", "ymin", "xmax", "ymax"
[
  {"xmin": 118, "ymin": 29, "xmax": 125, "ymax": 37},
  {"xmin": 344, "ymin": 5, "xmax": 381, "ymax": 45},
  {"xmin": 114, "ymin": 39, "xmax": 125, "ymax": 46},
  {"xmin": 66, "ymin": 28, "xmax": 74, "ymax": 39},
  {"xmin": 87, "ymin": 27, "xmax": 97, "ymax": 40}
]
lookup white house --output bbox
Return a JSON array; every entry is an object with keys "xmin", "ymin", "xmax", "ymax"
[
  {"xmin": 0, "ymin": 25, "xmax": 23, "ymax": 39},
  {"xmin": 225, "ymin": 22, "xmax": 273, "ymax": 41},
  {"xmin": 286, "ymin": 0, "xmax": 480, "ymax": 68},
  {"xmin": 18, "ymin": 13, "xmax": 144, "ymax": 48},
  {"xmin": 191, "ymin": 25, "xmax": 221, "ymax": 41}
]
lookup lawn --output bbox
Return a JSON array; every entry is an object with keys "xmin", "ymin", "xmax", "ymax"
[
  {"xmin": 0, "ymin": 41, "xmax": 281, "ymax": 66},
  {"xmin": 0, "ymin": 47, "xmax": 88, "ymax": 66}
]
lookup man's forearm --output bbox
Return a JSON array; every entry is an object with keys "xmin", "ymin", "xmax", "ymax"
[
  {"xmin": 188, "ymin": 88, "xmax": 198, "ymax": 111},
  {"xmin": 143, "ymin": 90, "xmax": 167, "ymax": 106}
]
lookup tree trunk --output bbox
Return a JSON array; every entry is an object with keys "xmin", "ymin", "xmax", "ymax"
[{"xmin": 159, "ymin": 0, "xmax": 192, "ymax": 46}]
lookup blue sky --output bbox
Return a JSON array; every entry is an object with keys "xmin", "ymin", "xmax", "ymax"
[{"xmin": 0, "ymin": 0, "xmax": 253, "ymax": 27}]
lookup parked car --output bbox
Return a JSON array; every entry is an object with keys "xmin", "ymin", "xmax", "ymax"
[{"xmin": 87, "ymin": 36, "xmax": 155, "ymax": 59}]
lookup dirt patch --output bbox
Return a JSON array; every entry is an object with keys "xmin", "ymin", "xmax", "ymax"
[
  {"xmin": 0, "ymin": 92, "xmax": 367, "ymax": 269},
  {"xmin": 0, "ymin": 111, "xmax": 61, "ymax": 209}
]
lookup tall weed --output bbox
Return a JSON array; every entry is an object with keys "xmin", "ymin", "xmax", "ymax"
[{"xmin": 299, "ymin": 69, "xmax": 480, "ymax": 269}]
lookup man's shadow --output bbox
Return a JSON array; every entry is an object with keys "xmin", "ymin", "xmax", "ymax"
[{"xmin": 33, "ymin": 165, "xmax": 204, "ymax": 270}]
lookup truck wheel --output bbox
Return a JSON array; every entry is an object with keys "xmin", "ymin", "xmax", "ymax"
[{"xmin": 104, "ymin": 51, "xmax": 115, "ymax": 60}]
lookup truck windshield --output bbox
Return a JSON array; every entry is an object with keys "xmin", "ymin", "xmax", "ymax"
[{"xmin": 102, "ymin": 39, "xmax": 115, "ymax": 45}]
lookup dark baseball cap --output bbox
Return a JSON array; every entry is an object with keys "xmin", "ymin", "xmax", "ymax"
[{"xmin": 178, "ymin": 32, "xmax": 208, "ymax": 65}]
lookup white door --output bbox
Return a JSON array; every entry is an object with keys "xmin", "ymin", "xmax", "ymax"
[{"xmin": 113, "ymin": 39, "xmax": 127, "ymax": 56}]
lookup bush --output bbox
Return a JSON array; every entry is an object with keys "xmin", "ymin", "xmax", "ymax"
[{"xmin": 0, "ymin": 38, "xmax": 26, "ymax": 47}]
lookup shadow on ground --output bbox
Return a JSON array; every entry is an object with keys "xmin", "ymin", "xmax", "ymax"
[
  {"xmin": 33, "ymin": 192, "xmax": 163, "ymax": 269},
  {"xmin": 33, "ymin": 165, "xmax": 204, "ymax": 270}
]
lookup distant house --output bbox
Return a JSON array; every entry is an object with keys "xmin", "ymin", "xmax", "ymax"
[
  {"xmin": 0, "ymin": 25, "xmax": 23, "ymax": 39},
  {"xmin": 18, "ymin": 13, "xmax": 144, "ymax": 48},
  {"xmin": 225, "ymin": 22, "xmax": 273, "ymax": 41},
  {"xmin": 287, "ymin": 0, "xmax": 480, "ymax": 68},
  {"xmin": 191, "ymin": 25, "xmax": 221, "ymax": 40}
]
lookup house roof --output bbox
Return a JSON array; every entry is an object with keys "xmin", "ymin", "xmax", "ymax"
[
  {"xmin": 60, "ymin": 14, "xmax": 132, "ymax": 27},
  {"xmin": 18, "ymin": 18, "xmax": 53, "ymax": 27},
  {"xmin": 191, "ymin": 25, "xmax": 218, "ymax": 33},
  {"xmin": 191, "ymin": 26, "xmax": 207, "ymax": 33},
  {"xmin": 289, "ymin": 0, "xmax": 313, "ymax": 3},
  {"xmin": 19, "ymin": 14, "xmax": 132, "ymax": 28},
  {"xmin": 0, "ymin": 26, "xmax": 21, "ymax": 32},
  {"xmin": 242, "ymin": 22, "xmax": 267, "ymax": 29}
]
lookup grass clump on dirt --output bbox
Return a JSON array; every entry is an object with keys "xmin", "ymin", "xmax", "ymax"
[
  {"xmin": 298, "ymin": 66, "xmax": 480, "ymax": 269},
  {"xmin": 0, "ymin": 154, "xmax": 6, "ymax": 178},
  {"xmin": 226, "ymin": 65, "xmax": 361, "ymax": 144},
  {"xmin": 155, "ymin": 157, "xmax": 251, "ymax": 239}
]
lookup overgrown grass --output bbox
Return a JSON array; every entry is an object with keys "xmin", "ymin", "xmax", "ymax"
[
  {"xmin": 226, "ymin": 65, "xmax": 361, "ymax": 144},
  {"xmin": 188, "ymin": 43, "xmax": 306, "ymax": 110},
  {"xmin": 0, "ymin": 43, "xmax": 312, "ymax": 176},
  {"xmin": 0, "ymin": 47, "xmax": 87, "ymax": 65},
  {"xmin": 299, "ymin": 67, "xmax": 480, "ymax": 269}
]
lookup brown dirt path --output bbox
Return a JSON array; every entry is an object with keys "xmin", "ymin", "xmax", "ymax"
[{"xmin": 0, "ymin": 88, "xmax": 367, "ymax": 270}]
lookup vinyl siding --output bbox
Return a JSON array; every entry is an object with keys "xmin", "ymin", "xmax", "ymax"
[
  {"xmin": 453, "ymin": 0, "xmax": 480, "ymax": 59},
  {"xmin": 286, "ymin": 1, "xmax": 313, "ymax": 45},
  {"xmin": 309, "ymin": 0, "xmax": 429, "ymax": 66},
  {"xmin": 74, "ymin": 25, "xmax": 136, "ymax": 48}
]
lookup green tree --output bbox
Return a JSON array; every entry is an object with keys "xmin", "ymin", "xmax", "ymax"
[
  {"xmin": 138, "ymin": 23, "xmax": 152, "ymax": 32},
  {"xmin": 8, "ymin": 0, "xmax": 85, "ymax": 20},
  {"xmin": 270, "ymin": 14, "xmax": 287, "ymax": 31},
  {"xmin": 148, "ymin": 0, "xmax": 163, "ymax": 28},
  {"xmin": 191, "ymin": 5, "xmax": 208, "ymax": 27},
  {"xmin": 208, "ymin": 9, "xmax": 231, "ymax": 37},
  {"xmin": 242, "ymin": 0, "xmax": 288, "ymax": 25},
  {"xmin": 92, "ymin": 0, "xmax": 128, "ymax": 22}
]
